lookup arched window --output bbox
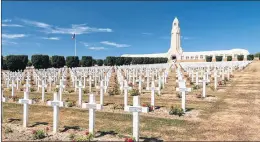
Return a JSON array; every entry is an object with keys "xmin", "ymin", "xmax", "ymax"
[
  {"xmin": 186, "ymin": 56, "xmax": 189, "ymax": 60},
  {"xmin": 195, "ymin": 56, "xmax": 198, "ymax": 60},
  {"xmin": 200, "ymin": 55, "xmax": 203, "ymax": 59}
]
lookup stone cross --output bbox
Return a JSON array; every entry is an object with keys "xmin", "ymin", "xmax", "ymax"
[
  {"xmin": 213, "ymin": 71, "xmax": 220, "ymax": 90},
  {"xmin": 135, "ymin": 76, "xmax": 144, "ymax": 93},
  {"xmin": 195, "ymin": 72, "xmax": 199, "ymax": 85},
  {"xmin": 47, "ymin": 92, "xmax": 64, "ymax": 133},
  {"xmin": 18, "ymin": 92, "xmax": 33, "ymax": 127},
  {"xmin": 150, "ymin": 81, "xmax": 159, "ymax": 108},
  {"xmin": 199, "ymin": 74, "xmax": 210, "ymax": 98},
  {"xmin": 176, "ymin": 80, "xmax": 191, "ymax": 112},
  {"xmin": 39, "ymin": 80, "xmax": 47, "ymax": 102},
  {"xmin": 87, "ymin": 75, "xmax": 94, "ymax": 92},
  {"xmin": 123, "ymin": 80, "xmax": 132, "ymax": 110},
  {"xmin": 24, "ymin": 81, "xmax": 31, "ymax": 92},
  {"xmin": 9, "ymin": 80, "xmax": 16, "ymax": 97},
  {"xmin": 76, "ymin": 80, "xmax": 85, "ymax": 107},
  {"xmin": 48, "ymin": 77, "xmax": 53, "ymax": 91},
  {"xmin": 98, "ymin": 80, "xmax": 107, "ymax": 105},
  {"xmin": 125, "ymin": 96, "xmax": 149, "ymax": 141},
  {"xmin": 82, "ymin": 94, "xmax": 102, "ymax": 134},
  {"xmin": 56, "ymin": 80, "xmax": 65, "ymax": 101}
]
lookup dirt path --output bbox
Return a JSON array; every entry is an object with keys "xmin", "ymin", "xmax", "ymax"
[{"xmin": 195, "ymin": 61, "xmax": 260, "ymax": 140}]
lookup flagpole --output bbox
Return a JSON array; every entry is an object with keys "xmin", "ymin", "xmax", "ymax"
[{"xmin": 74, "ymin": 35, "xmax": 76, "ymax": 56}]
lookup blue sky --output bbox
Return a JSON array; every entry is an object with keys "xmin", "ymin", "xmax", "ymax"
[{"xmin": 2, "ymin": 1, "xmax": 260, "ymax": 59}]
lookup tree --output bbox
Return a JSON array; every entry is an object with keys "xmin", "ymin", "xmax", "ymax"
[
  {"xmin": 31, "ymin": 54, "xmax": 50, "ymax": 69},
  {"xmin": 105, "ymin": 56, "xmax": 116, "ymax": 66},
  {"xmin": 66, "ymin": 56, "xmax": 79, "ymax": 68},
  {"xmin": 51, "ymin": 55, "xmax": 65, "ymax": 68},
  {"xmin": 215, "ymin": 56, "xmax": 223, "ymax": 62},
  {"xmin": 247, "ymin": 54, "xmax": 254, "ymax": 61},
  {"xmin": 96, "ymin": 59, "xmax": 103, "ymax": 66},
  {"xmin": 124, "ymin": 57, "xmax": 132, "ymax": 65},
  {"xmin": 115, "ymin": 57, "xmax": 125, "ymax": 66},
  {"xmin": 227, "ymin": 56, "xmax": 232, "ymax": 61},
  {"xmin": 92, "ymin": 59, "xmax": 97, "ymax": 66},
  {"xmin": 6, "ymin": 55, "xmax": 28, "ymax": 71},
  {"xmin": 81, "ymin": 56, "xmax": 93, "ymax": 67},
  {"xmin": 237, "ymin": 55, "xmax": 244, "ymax": 61},
  {"xmin": 1, "ymin": 56, "xmax": 8, "ymax": 70},
  {"xmin": 27, "ymin": 60, "xmax": 32, "ymax": 66},
  {"xmin": 206, "ymin": 56, "xmax": 212, "ymax": 62}
]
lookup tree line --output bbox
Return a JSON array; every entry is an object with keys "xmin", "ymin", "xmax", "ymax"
[
  {"xmin": 205, "ymin": 54, "xmax": 255, "ymax": 62},
  {"xmin": 1, "ymin": 55, "xmax": 168, "ymax": 71}
]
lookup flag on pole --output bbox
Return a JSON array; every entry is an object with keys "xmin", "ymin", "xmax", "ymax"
[{"xmin": 72, "ymin": 33, "xmax": 76, "ymax": 39}]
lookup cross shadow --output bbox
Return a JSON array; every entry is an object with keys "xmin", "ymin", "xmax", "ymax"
[
  {"xmin": 29, "ymin": 122, "xmax": 49, "ymax": 127},
  {"xmin": 207, "ymin": 95, "xmax": 216, "ymax": 97},
  {"xmin": 140, "ymin": 137, "xmax": 163, "ymax": 142},
  {"xmin": 95, "ymin": 130, "xmax": 118, "ymax": 138},
  {"xmin": 155, "ymin": 106, "xmax": 163, "ymax": 110},
  {"xmin": 8, "ymin": 118, "xmax": 21, "ymax": 123},
  {"xmin": 61, "ymin": 126, "xmax": 80, "ymax": 132},
  {"xmin": 186, "ymin": 108, "xmax": 194, "ymax": 112}
]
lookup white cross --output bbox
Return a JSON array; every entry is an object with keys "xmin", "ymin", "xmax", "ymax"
[
  {"xmin": 39, "ymin": 80, "xmax": 47, "ymax": 102},
  {"xmin": 125, "ymin": 96, "xmax": 149, "ymax": 141},
  {"xmin": 47, "ymin": 92, "xmax": 64, "ymax": 133},
  {"xmin": 48, "ymin": 77, "xmax": 54, "ymax": 91},
  {"xmin": 9, "ymin": 80, "xmax": 16, "ymax": 97},
  {"xmin": 135, "ymin": 76, "xmax": 144, "ymax": 93},
  {"xmin": 97, "ymin": 80, "xmax": 107, "ymax": 105},
  {"xmin": 18, "ymin": 92, "xmax": 33, "ymax": 127},
  {"xmin": 213, "ymin": 71, "xmax": 220, "ymax": 90},
  {"xmin": 123, "ymin": 80, "xmax": 132, "ymax": 110},
  {"xmin": 150, "ymin": 81, "xmax": 159, "ymax": 108},
  {"xmin": 176, "ymin": 80, "xmax": 191, "ymax": 112},
  {"xmin": 82, "ymin": 94, "xmax": 102, "ymax": 134},
  {"xmin": 199, "ymin": 74, "xmax": 210, "ymax": 98},
  {"xmin": 24, "ymin": 81, "xmax": 31, "ymax": 92},
  {"xmin": 56, "ymin": 80, "xmax": 65, "ymax": 101},
  {"xmin": 87, "ymin": 75, "xmax": 94, "ymax": 92},
  {"xmin": 76, "ymin": 80, "xmax": 85, "ymax": 106}
]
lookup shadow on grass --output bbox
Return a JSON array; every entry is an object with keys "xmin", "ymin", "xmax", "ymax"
[
  {"xmin": 207, "ymin": 94, "xmax": 216, "ymax": 97},
  {"xmin": 95, "ymin": 130, "xmax": 118, "ymax": 138},
  {"xmin": 29, "ymin": 122, "xmax": 49, "ymax": 127},
  {"xmin": 186, "ymin": 107, "xmax": 195, "ymax": 112},
  {"xmin": 61, "ymin": 126, "xmax": 80, "ymax": 132},
  {"xmin": 140, "ymin": 137, "xmax": 163, "ymax": 142},
  {"xmin": 8, "ymin": 118, "xmax": 21, "ymax": 123}
]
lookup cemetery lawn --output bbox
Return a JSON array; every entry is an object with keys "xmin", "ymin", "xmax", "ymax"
[{"xmin": 2, "ymin": 61, "xmax": 260, "ymax": 141}]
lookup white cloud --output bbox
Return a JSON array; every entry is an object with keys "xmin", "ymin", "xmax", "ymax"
[
  {"xmin": 20, "ymin": 19, "xmax": 113, "ymax": 35},
  {"xmin": 3, "ymin": 19, "xmax": 12, "ymax": 22},
  {"xmin": 2, "ymin": 40, "xmax": 18, "ymax": 45},
  {"xmin": 41, "ymin": 37, "xmax": 60, "ymax": 40},
  {"xmin": 2, "ymin": 34, "xmax": 27, "ymax": 39},
  {"xmin": 100, "ymin": 41, "xmax": 130, "ymax": 48},
  {"xmin": 20, "ymin": 19, "xmax": 51, "ymax": 29},
  {"xmin": 88, "ymin": 47, "xmax": 106, "ymax": 50},
  {"xmin": 181, "ymin": 36, "xmax": 193, "ymax": 40},
  {"xmin": 2, "ymin": 24, "xmax": 24, "ymax": 27},
  {"xmin": 142, "ymin": 32, "xmax": 153, "ymax": 35},
  {"xmin": 80, "ymin": 42, "xmax": 89, "ymax": 47}
]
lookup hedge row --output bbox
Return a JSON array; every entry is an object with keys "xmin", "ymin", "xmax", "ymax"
[
  {"xmin": 205, "ymin": 54, "xmax": 255, "ymax": 62},
  {"xmin": 104, "ymin": 57, "xmax": 168, "ymax": 66}
]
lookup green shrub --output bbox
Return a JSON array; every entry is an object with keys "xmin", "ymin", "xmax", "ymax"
[
  {"xmin": 215, "ymin": 56, "xmax": 223, "ymax": 62},
  {"xmin": 6, "ymin": 55, "xmax": 28, "ymax": 71},
  {"xmin": 129, "ymin": 89, "xmax": 140, "ymax": 96},
  {"xmin": 66, "ymin": 56, "xmax": 79, "ymax": 67},
  {"xmin": 81, "ymin": 56, "xmax": 93, "ymax": 67},
  {"xmin": 4, "ymin": 126, "xmax": 13, "ymax": 134},
  {"xmin": 31, "ymin": 54, "xmax": 50, "ymax": 69},
  {"xmin": 75, "ymin": 132, "xmax": 94, "ymax": 141},
  {"xmin": 105, "ymin": 56, "xmax": 116, "ymax": 66},
  {"xmin": 124, "ymin": 57, "xmax": 132, "ymax": 65},
  {"xmin": 237, "ymin": 55, "xmax": 244, "ymax": 61},
  {"xmin": 227, "ymin": 56, "xmax": 232, "ymax": 61},
  {"xmin": 96, "ymin": 59, "xmax": 103, "ymax": 66},
  {"xmin": 32, "ymin": 130, "xmax": 46, "ymax": 140},
  {"xmin": 205, "ymin": 56, "xmax": 212, "ymax": 62},
  {"xmin": 68, "ymin": 133, "xmax": 76, "ymax": 140},
  {"xmin": 51, "ymin": 55, "xmax": 65, "ymax": 68},
  {"xmin": 247, "ymin": 54, "xmax": 254, "ymax": 61},
  {"xmin": 169, "ymin": 106, "xmax": 184, "ymax": 117}
]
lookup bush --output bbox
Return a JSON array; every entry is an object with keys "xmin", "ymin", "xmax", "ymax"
[
  {"xmin": 96, "ymin": 59, "xmax": 103, "ymax": 66},
  {"xmin": 66, "ymin": 56, "xmax": 79, "ymax": 68},
  {"xmin": 169, "ymin": 106, "xmax": 184, "ymax": 117},
  {"xmin": 205, "ymin": 56, "xmax": 212, "ymax": 62},
  {"xmin": 6, "ymin": 55, "xmax": 28, "ymax": 71},
  {"xmin": 227, "ymin": 56, "xmax": 232, "ymax": 61},
  {"xmin": 129, "ymin": 89, "xmax": 140, "ymax": 96},
  {"xmin": 105, "ymin": 56, "xmax": 116, "ymax": 66},
  {"xmin": 51, "ymin": 55, "xmax": 65, "ymax": 68},
  {"xmin": 75, "ymin": 132, "xmax": 94, "ymax": 141},
  {"xmin": 81, "ymin": 56, "xmax": 92, "ymax": 67},
  {"xmin": 247, "ymin": 54, "xmax": 254, "ymax": 61},
  {"xmin": 237, "ymin": 55, "xmax": 244, "ymax": 61},
  {"xmin": 215, "ymin": 56, "xmax": 223, "ymax": 62},
  {"xmin": 31, "ymin": 54, "xmax": 50, "ymax": 69},
  {"xmin": 32, "ymin": 130, "xmax": 46, "ymax": 140}
]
